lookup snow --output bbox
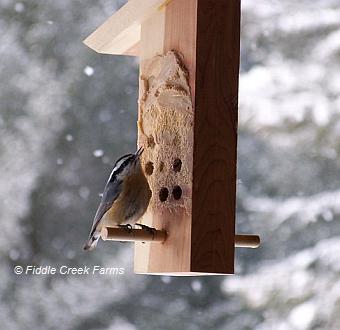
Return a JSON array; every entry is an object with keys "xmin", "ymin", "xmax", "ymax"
[
  {"xmin": 191, "ymin": 280, "xmax": 202, "ymax": 292},
  {"xmin": 107, "ymin": 318, "xmax": 137, "ymax": 330},
  {"xmin": 161, "ymin": 276, "xmax": 172, "ymax": 284},
  {"xmin": 243, "ymin": 189, "xmax": 340, "ymax": 226},
  {"xmin": 93, "ymin": 149, "xmax": 104, "ymax": 157},
  {"xmin": 83, "ymin": 65, "xmax": 94, "ymax": 76},
  {"xmin": 2, "ymin": 0, "xmax": 340, "ymax": 329},
  {"xmin": 289, "ymin": 301, "xmax": 316, "ymax": 330},
  {"xmin": 78, "ymin": 186, "xmax": 90, "ymax": 199},
  {"xmin": 222, "ymin": 238, "xmax": 340, "ymax": 327},
  {"xmin": 14, "ymin": 2, "xmax": 25, "ymax": 13},
  {"xmin": 65, "ymin": 134, "xmax": 73, "ymax": 141},
  {"xmin": 9, "ymin": 249, "xmax": 20, "ymax": 261}
]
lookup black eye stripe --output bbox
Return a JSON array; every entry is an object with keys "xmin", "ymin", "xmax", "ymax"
[
  {"xmin": 121, "ymin": 156, "xmax": 134, "ymax": 168},
  {"xmin": 109, "ymin": 154, "xmax": 135, "ymax": 182},
  {"xmin": 109, "ymin": 173, "xmax": 116, "ymax": 182},
  {"xmin": 114, "ymin": 154, "xmax": 133, "ymax": 167}
]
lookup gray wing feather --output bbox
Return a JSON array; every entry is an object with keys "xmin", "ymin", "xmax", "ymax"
[{"xmin": 89, "ymin": 180, "xmax": 122, "ymax": 237}]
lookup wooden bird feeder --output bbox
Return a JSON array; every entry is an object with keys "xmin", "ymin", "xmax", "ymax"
[{"xmin": 84, "ymin": 0, "xmax": 260, "ymax": 275}]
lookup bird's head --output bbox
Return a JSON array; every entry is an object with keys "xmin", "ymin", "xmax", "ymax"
[{"xmin": 108, "ymin": 147, "xmax": 144, "ymax": 182}]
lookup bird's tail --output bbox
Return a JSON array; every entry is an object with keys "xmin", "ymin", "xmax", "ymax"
[{"xmin": 83, "ymin": 231, "xmax": 100, "ymax": 251}]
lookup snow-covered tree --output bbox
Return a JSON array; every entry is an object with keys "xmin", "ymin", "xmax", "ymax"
[{"xmin": 1, "ymin": 0, "xmax": 339, "ymax": 329}]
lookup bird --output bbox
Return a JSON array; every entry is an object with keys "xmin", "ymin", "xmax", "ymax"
[{"xmin": 83, "ymin": 147, "xmax": 152, "ymax": 251}]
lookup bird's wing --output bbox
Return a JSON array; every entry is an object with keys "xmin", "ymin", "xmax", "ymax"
[{"xmin": 89, "ymin": 180, "xmax": 123, "ymax": 237}]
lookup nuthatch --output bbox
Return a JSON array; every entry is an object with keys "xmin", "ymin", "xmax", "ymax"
[{"xmin": 83, "ymin": 147, "xmax": 152, "ymax": 250}]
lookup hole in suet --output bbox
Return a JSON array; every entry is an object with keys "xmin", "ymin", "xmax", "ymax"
[
  {"xmin": 159, "ymin": 187, "xmax": 169, "ymax": 202},
  {"xmin": 147, "ymin": 135, "xmax": 155, "ymax": 148},
  {"xmin": 172, "ymin": 186, "xmax": 182, "ymax": 200},
  {"xmin": 145, "ymin": 162, "xmax": 154, "ymax": 175},
  {"xmin": 173, "ymin": 158, "xmax": 182, "ymax": 172},
  {"xmin": 159, "ymin": 161, "xmax": 164, "ymax": 172}
]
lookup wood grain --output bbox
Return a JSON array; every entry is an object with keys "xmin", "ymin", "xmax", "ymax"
[
  {"xmin": 191, "ymin": 0, "xmax": 240, "ymax": 273},
  {"xmin": 163, "ymin": 0, "xmax": 197, "ymax": 98},
  {"xmin": 135, "ymin": 0, "xmax": 241, "ymax": 275},
  {"xmin": 134, "ymin": 0, "xmax": 197, "ymax": 275},
  {"xmin": 101, "ymin": 227, "xmax": 167, "ymax": 242},
  {"xmin": 134, "ymin": 11, "xmax": 167, "ymax": 273},
  {"xmin": 83, "ymin": 0, "xmax": 166, "ymax": 55}
]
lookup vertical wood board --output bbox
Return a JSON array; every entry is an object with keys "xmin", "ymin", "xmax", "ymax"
[{"xmin": 191, "ymin": 0, "xmax": 240, "ymax": 273}]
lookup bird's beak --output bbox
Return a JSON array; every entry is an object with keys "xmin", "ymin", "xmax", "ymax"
[{"xmin": 135, "ymin": 147, "xmax": 144, "ymax": 158}]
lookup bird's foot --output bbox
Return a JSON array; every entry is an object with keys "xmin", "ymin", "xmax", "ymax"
[
  {"xmin": 135, "ymin": 223, "xmax": 156, "ymax": 239},
  {"xmin": 118, "ymin": 224, "xmax": 133, "ymax": 233}
]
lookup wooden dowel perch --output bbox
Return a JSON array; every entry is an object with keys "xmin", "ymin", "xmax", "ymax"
[
  {"xmin": 101, "ymin": 227, "xmax": 167, "ymax": 242},
  {"xmin": 101, "ymin": 227, "xmax": 260, "ymax": 248},
  {"xmin": 235, "ymin": 235, "xmax": 261, "ymax": 249}
]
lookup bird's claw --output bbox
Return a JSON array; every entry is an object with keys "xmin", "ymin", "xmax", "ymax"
[
  {"xmin": 118, "ymin": 224, "xmax": 133, "ymax": 233},
  {"xmin": 135, "ymin": 223, "xmax": 156, "ymax": 239}
]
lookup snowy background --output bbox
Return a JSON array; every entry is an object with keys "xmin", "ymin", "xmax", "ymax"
[{"xmin": 1, "ymin": 0, "xmax": 340, "ymax": 329}]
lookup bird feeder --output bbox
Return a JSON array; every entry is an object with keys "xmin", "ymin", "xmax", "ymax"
[{"xmin": 84, "ymin": 0, "xmax": 260, "ymax": 275}]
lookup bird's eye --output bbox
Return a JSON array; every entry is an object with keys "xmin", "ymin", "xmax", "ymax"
[{"xmin": 114, "ymin": 154, "xmax": 132, "ymax": 167}]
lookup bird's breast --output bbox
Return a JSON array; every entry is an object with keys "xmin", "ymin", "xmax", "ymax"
[{"xmin": 102, "ymin": 172, "xmax": 151, "ymax": 226}]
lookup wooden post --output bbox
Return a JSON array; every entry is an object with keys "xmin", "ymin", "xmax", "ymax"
[
  {"xmin": 135, "ymin": 0, "xmax": 240, "ymax": 275},
  {"xmin": 83, "ymin": 0, "xmax": 253, "ymax": 275}
]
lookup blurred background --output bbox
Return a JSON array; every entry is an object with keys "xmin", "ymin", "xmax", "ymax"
[{"xmin": 1, "ymin": 0, "xmax": 340, "ymax": 329}]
